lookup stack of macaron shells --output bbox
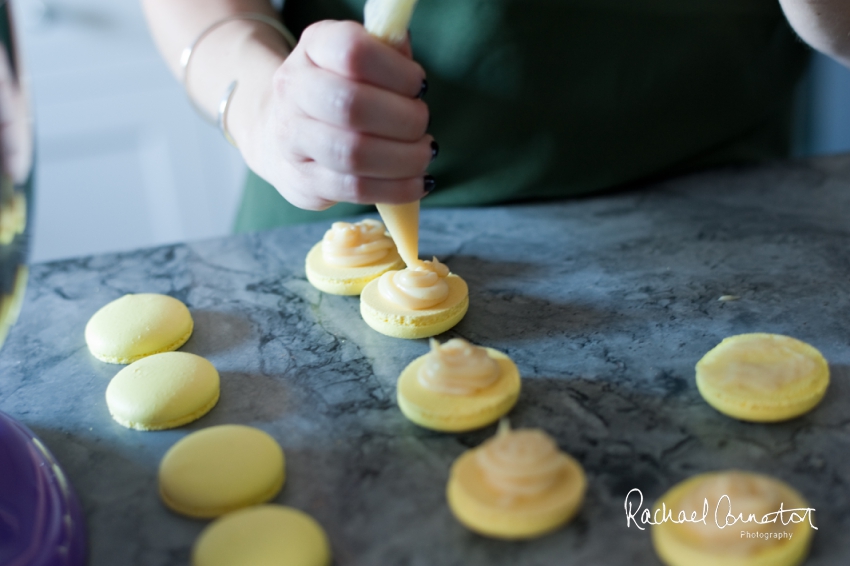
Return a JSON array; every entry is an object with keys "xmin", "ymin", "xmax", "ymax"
[{"xmin": 85, "ymin": 293, "xmax": 331, "ymax": 565}]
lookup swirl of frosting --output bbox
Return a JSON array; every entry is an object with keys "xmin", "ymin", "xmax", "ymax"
[
  {"xmin": 677, "ymin": 472, "xmax": 787, "ymax": 554},
  {"xmin": 476, "ymin": 421, "xmax": 566, "ymax": 498},
  {"xmin": 378, "ymin": 257, "xmax": 450, "ymax": 309},
  {"xmin": 418, "ymin": 338, "xmax": 500, "ymax": 394},
  {"xmin": 321, "ymin": 219, "xmax": 394, "ymax": 267}
]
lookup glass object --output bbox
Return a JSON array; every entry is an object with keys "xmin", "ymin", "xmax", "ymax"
[{"xmin": 0, "ymin": 0, "xmax": 33, "ymax": 349}]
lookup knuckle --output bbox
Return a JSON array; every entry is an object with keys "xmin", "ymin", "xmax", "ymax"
[
  {"xmin": 337, "ymin": 33, "xmax": 370, "ymax": 75},
  {"xmin": 329, "ymin": 84, "xmax": 359, "ymax": 124},
  {"xmin": 272, "ymin": 64, "xmax": 290, "ymax": 98},
  {"xmin": 339, "ymin": 174, "xmax": 369, "ymax": 202},
  {"xmin": 300, "ymin": 21, "xmax": 324, "ymax": 45},
  {"xmin": 331, "ymin": 133, "xmax": 366, "ymax": 171}
]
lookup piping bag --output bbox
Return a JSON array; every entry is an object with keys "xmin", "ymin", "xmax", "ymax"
[{"xmin": 364, "ymin": 0, "xmax": 422, "ymax": 268}]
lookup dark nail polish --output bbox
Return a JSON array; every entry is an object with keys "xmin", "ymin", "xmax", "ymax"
[
  {"xmin": 423, "ymin": 175, "xmax": 436, "ymax": 193},
  {"xmin": 430, "ymin": 140, "xmax": 439, "ymax": 161},
  {"xmin": 417, "ymin": 79, "xmax": 428, "ymax": 99}
]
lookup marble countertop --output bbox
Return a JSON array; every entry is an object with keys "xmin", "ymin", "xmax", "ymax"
[{"xmin": 2, "ymin": 156, "xmax": 849, "ymax": 565}]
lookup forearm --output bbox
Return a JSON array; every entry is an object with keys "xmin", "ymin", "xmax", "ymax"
[
  {"xmin": 141, "ymin": 0, "xmax": 290, "ymax": 147},
  {"xmin": 779, "ymin": 0, "xmax": 850, "ymax": 66}
]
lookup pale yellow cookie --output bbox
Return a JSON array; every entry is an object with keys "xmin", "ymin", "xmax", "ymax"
[
  {"xmin": 696, "ymin": 333, "xmax": 829, "ymax": 422},
  {"xmin": 193, "ymin": 505, "xmax": 331, "ymax": 566},
  {"xmin": 305, "ymin": 219, "xmax": 404, "ymax": 295},
  {"xmin": 105, "ymin": 351, "xmax": 219, "ymax": 431},
  {"xmin": 447, "ymin": 421, "xmax": 586, "ymax": 539},
  {"xmin": 85, "ymin": 293, "xmax": 193, "ymax": 364},
  {"xmin": 159, "ymin": 425, "xmax": 285, "ymax": 518},
  {"xmin": 360, "ymin": 258, "xmax": 468, "ymax": 339},
  {"xmin": 652, "ymin": 470, "xmax": 814, "ymax": 566},
  {"xmin": 397, "ymin": 339, "xmax": 520, "ymax": 432}
]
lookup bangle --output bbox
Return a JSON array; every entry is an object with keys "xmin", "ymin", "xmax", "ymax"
[
  {"xmin": 217, "ymin": 80, "xmax": 239, "ymax": 147},
  {"xmin": 180, "ymin": 13, "xmax": 297, "ymax": 146}
]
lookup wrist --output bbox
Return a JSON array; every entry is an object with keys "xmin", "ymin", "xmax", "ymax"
[{"xmin": 226, "ymin": 41, "xmax": 285, "ymax": 160}]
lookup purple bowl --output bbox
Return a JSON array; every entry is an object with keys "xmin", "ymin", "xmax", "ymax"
[{"xmin": 0, "ymin": 411, "xmax": 86, "ymax": 566}]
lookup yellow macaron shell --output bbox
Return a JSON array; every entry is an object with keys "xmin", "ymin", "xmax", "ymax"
[
  {"xmin": 305, "ymin": 240, "xmax": 404, "ymax": 295},
  {"xmin": 159, "ymin": 425, "xmax": 285, "ymax": 518},
  {"xmin": 193, "ymin": 505, "xmax": 331, "ymax": 566},
  {"xmin": 696, "ymin": 333, "xmax": 829, "ymax": 422},
  {"xmin": 651, "ymin": 471, "xmax": 814, "ymax": 566},
  {"xmin": 105, "ymin": 352, "xmax": 220, "ymax": 431},
  {"xmin": 85, "ymin": 293, "xmax": 194, "ymax": 364},
  {"xmin": 360, "ymin": 273, "xmax": 469, "ymax": 339},
  {"xmin": 397, "ymin": 348, "xmax": 520, "ymax": 432},
  {"xmin": 447, "ymin": 426, "xmax": 586, "ymax": 540}
]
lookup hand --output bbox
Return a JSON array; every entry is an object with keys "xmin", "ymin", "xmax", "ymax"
[{"xmin": 239, "ymin": 20, "xmax": 433, "ymax": 211}]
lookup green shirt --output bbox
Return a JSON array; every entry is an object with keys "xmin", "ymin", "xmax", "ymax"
[{"xmin": 234, "ymin": 0, "xmax": 809, "ymax": 232}]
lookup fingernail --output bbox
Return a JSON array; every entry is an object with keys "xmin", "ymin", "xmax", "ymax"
[
  {"xmin": 417, "ymin": 79, "xmax": 428, "ymax": 99},
  {"xmin": 430, "ymin": 140, "xmax": 439, "ymax": 161},
  {"xmin": 423, "ymin": 175, "xmax": 436, "ymax": 193}
]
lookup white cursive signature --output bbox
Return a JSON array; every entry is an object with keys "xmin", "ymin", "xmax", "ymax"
[{"xmin": 623, "ymin": 488, "xmax": 817, "ymax": 531}]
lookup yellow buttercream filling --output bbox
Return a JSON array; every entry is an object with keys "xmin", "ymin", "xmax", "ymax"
[
  {"xmin": 476, "ymin": 421, "xmax": 568, "ymax": 501},
  {"xmin": 321, "ymin": 219, "xmax": 395, "ymax": 267},
  {"xmin": 378, "ymin": 257, "xmax": 449, "ymax": 309},
  {"xmin": 418, "ymin": 338, "xmax": 500, "ymax": 395}
]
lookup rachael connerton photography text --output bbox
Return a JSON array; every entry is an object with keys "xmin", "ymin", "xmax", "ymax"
[{"xmin": 623, "ymin": 488, "xmax": 818, "ymax": 531}]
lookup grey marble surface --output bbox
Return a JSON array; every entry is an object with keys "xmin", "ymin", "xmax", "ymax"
[{"xmin": 2, "ymin": 156, "xmax": 850, "ymax": 565}]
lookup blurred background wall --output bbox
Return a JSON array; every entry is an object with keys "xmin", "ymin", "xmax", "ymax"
[
  {"xmin": 15, "ymin": 0, "xmax": 850, "ymax": 263},
  {"xmin": 18, "ymin": 0, "xmax": 245, "ymax": 263}
]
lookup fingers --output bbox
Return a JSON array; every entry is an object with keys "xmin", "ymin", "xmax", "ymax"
[
  {"xmin": 259, "ymin": 20, "xmax": 434, "ymax": 211},
  {"xmin": 301, "ymin": 20, "xmax": 424, "ymax": 97},
  {"xmin": 290, "ymin": 115, "xmax": 434, "ymax": 178},
  {"xmin": 290, "ymin": 63, "xmax": 428, "ymax": 141},
  {"xmin": 285, "ymin": 160, "xmax": 429, "ymax": 210}
]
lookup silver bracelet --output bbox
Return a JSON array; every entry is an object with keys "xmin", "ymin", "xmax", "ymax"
[{"xmin": 180, "ymin": 13, "xmax": 297, "ymax": 147}]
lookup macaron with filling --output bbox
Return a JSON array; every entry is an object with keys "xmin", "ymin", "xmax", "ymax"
[
  {"xmin": 696, "ymin": 333, "xmax": 829, "ymax": 422},
  {"xmin": 397, "ymin": 338, "xmax": 520, "ymax": 432},
  {"xmin": 652, "ymin": 470, "xmax": 814, "ymax": 566},
  {"xmin": 305, "ymin": 219, "xmax": 404, "ymax": 295},
  {"xmin": 447, "ymin": 421, "xmax": 586, "ymax": 539},
  {"xmin": 360, "ymin": 258, "xmax": 468, "ymax": 339}
]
